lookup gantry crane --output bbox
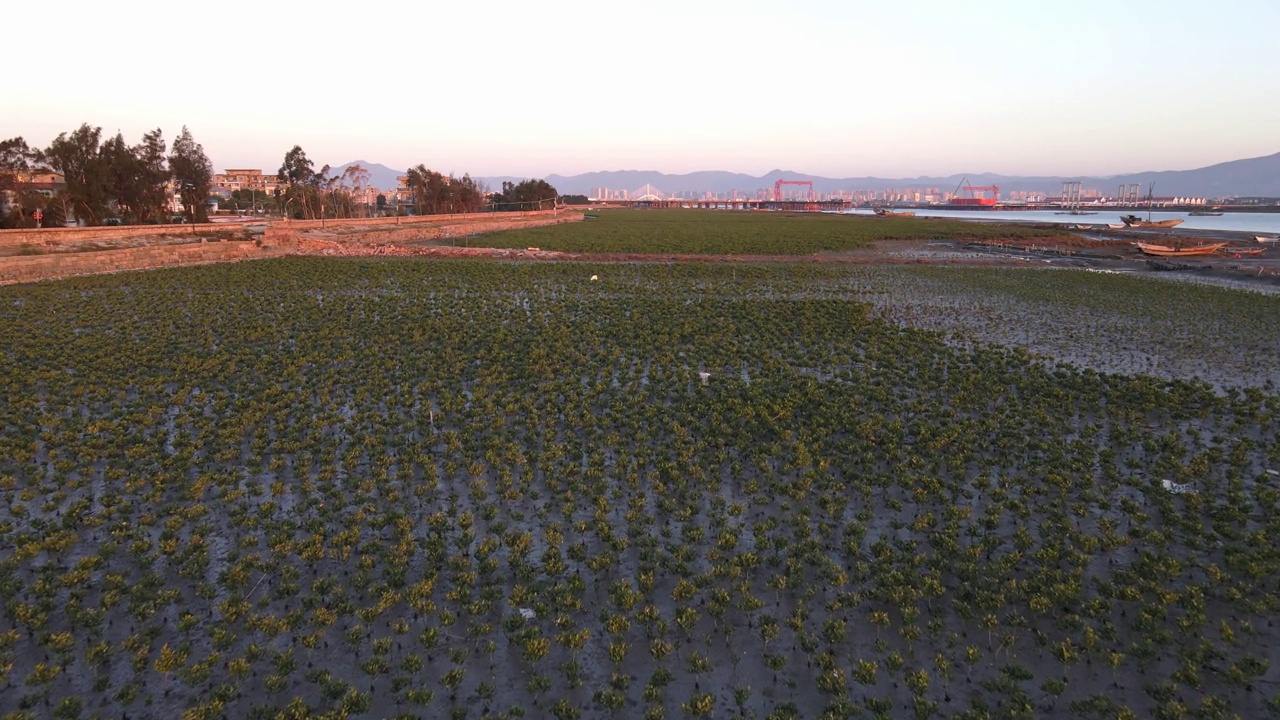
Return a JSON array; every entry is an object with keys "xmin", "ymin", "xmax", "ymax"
[{"xmin": 774, "ymin": 179, "xmax": 815, "ymax": 201}]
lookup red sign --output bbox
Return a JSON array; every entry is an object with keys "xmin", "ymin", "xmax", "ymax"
[{"xmin": 33, "ymin": 210, "xmax": 43, "ymax": 220}]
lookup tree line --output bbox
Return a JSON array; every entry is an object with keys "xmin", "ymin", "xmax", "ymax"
[
  {"xmin": 1, "ymin": 124, "xmax": 212, "ymax": 228},
  {"xmin": 276, "ymin": 146, "xmax": 375, "ymax": 220},
  {"xmin": 2, "ymin": 126, "xmax": 565, "ymax": 228},
  {"xmin": 277, "ymin": 145, "xmax": 561, "ymax": 219},
  {"xmin": 486, "ymin": 180, "xmax": 559, "ymax": 212}
]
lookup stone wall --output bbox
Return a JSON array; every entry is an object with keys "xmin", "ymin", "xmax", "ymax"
[
  {"xmin": 0, "ymin": 222, "xmax": 247, "ymax": 252},
  {"xmin": 0, "ymin": 240, "xmax": 279, "ymax": 285}
]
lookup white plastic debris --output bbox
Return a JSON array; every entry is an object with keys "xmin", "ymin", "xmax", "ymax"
[
  {"xmin": 519, "ymin": 608, "xmax": 536, "ymax": 620},
  {"xmin": 590, "ymin": 275, "xmax": 599, "ymax": 282},
  {"xmin": 698, "ymin": 372, "xmax": 711, "ymax": 386},
  {"xmin": 1161, "ymin": 479, "xmax": 1196, "ymax": 495}
]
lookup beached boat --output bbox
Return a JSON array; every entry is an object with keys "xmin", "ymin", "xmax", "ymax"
[
  {"xmin": 1122, "ymin": 183, "xmax": 1184, "ymax": 228},
  {"xmin": 1222, "ymin": 247, "xmax": 1265, "ymax": 256},
  {"xmin": 1121, "ymin": 214, "xmax": 1184, "ymax": 229},
  {"xmin": 1255, "ymin": 235, "xmax": 1278, "ymax": 243},
  {"xmin": 873, "ymin": 209, "xmax": 916, "ymax": 218},
  {"xmin": 1136, "ymin": 241, "xmax": 1226, "ymax": 257},
  {"xmin": 1106, "ymin": 223, "xmax": 1127, "ymax": 229}
]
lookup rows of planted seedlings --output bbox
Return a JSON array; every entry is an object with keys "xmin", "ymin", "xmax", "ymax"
[
  {"xmin": 478, "ymin": 209, "xmax": 1070, "ymax": 255},
  {"xmin": 1, "ymin": 257, "xmax": 1279, "ymax": 720}
]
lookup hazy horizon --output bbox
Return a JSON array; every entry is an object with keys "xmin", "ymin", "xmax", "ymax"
[{"xmin": 9, "ymin": 0, "xmax": 1279, "ymax": 179}]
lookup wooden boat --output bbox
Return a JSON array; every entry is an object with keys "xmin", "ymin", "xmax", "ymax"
[
  {"xmin": 1121, "ymin": 214, "xmax": 1184, "ymax": 229},
  {"xmin": 1136, "ymin": 241, "xmax": 1226, "ymax": 257},
  {"xmin": 1255, "ymin": 235, "xmax": 1278, "ymax": 243},
  {"xmin": 873, "ymin": 208, "xmax": 916, "ymax": 218},
  {"xmin": 1222, "ymin": 247, "xmax": 1265, "ymax": 256},
  {"xmin": 1106, "ymin": 223, "xmax": 1127, "ymax": 229},
  {"xmin": 1123, "ymin": 183, "xmax": 1183, "ymax": 228}
]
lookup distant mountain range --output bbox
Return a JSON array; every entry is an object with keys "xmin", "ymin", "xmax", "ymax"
[
  {"xmin": 542, "ymin": 152, "xmax": 1280, "ymax": 200},
  {"xmin": 327, "ymin": 151, "xmax": 1280, "ymax": 199},
  {"xmin": 326, "ymin": 161, "xmax": 531, "ymax": 194},
  {"xmin": 326, "ymin": 161, "xmax": 403, "ymax": 190}
]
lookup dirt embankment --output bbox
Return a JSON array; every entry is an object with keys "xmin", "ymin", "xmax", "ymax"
[
  {"xmin": 271, "ymin": 211, "xmax": 581, "ymax": 255},
  {"xmin": 0, "ymin": 211, "xmax": 579, "ymax": 285},
  {"xmin": 3, "ymin": 214, "xmax": 1277, "ymax": 293}
]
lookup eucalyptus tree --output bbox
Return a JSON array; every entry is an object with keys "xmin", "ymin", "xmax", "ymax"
[
  {"xmin": 43, "ymin": 123, "xmax": 111, "ymax": 225},
  {"xmin": 169, "ymin": 126, "xmax": 213, "ymax": 223},
  {"xmin": 276, "ymin": 145, "xmax": 329, "ymax": 219},
  {"xmin": 0, "ymin": 136, "xmax": 44, "ymax": 227},
  {"xmin": 403, "ymin": 165, "xmax": 485, "ymax": 214},
  {"xmin": 101, "ymin": 129, "xmax": 169, "ymax": 224}
]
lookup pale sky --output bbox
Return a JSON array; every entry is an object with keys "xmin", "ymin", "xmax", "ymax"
[{"xmin": 7, "ymin": 0, "xmax": 1278, "ymax": 179}]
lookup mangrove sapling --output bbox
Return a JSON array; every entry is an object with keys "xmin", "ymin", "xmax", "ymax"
[{"xmin": 1, "ymin": 256, "xmax": 1278, "ymax": 719}]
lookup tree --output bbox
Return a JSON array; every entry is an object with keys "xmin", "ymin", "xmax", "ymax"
[
  {"xmin": 404, "ymin": 164, "xmax": 447, "ymax": 215},
  {"xmin": 452, "ymin": 174, "xmax": 485, "ymax": 213},
  {"xmin": 0, "ymin": 136, "xmax": 37, "ymax": 193},
  {"xmin": 340, "ymin": 163, "xmax": 370, "ymax": 190},
  {"xmin": 44, "ymin": 124, "xmax": 111, "ymax": 225},
  {"xmin": 490, "ymin": 179, "xmax": 558, "ymax": 212},
  {"xmin": 132, "ymin": 129, "xmax": 170, "ymax": 224},
  {"xmin": 102, "ymin": 129, "xmax": 169, "ymax": 224},
  {"xmin": 0, "ymin": 136, "xmax": 43, "ymax": 228},
  {"xmin": 100, "ymin": 132, "xmax": 133, "ymax": 217},
  {"xmin": 401, "ymin": 165, "xmax": 486, "ymax": 216},
  {"xmin": 278, "ymin": 145, "xmax": 316, "ymax": 187},
  {"xmin": 334, "ymin": 164, "xmax": 372, "ymax": 218},
  {"xmin": 169, "ymin": 126, "xmax": 213, "ymax": 223},
  {"xmin": 277, "ymin": 146, "xmax": 331, "ymax": 219}
]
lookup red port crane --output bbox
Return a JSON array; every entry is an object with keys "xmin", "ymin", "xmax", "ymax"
[
  {"xmin": 774, "ymin": 179, "xmax": 814, "ymax": 201},
  {"xmin": 950, "ymin": 178, "xmax": 1000, "ymax": 208},
  {"xmin": 962, "ymin": 184, "xmax": 1000, "ymax": 200}
]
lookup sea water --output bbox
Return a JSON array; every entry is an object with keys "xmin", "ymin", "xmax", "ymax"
[{"xmin": 842, "ymin": 208, "xmax": 1280, "ymax": 235}]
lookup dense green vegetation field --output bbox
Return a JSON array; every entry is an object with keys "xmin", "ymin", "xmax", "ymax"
[
  {"xmin": 2, "ymin": 258, "xmax": 1279, "ymax": 720},
  {"xmin": 477, "ymin": 209, "xmax": 1069, "ymax": 255}
]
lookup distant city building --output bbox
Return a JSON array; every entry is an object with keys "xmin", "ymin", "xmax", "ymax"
[
  {"xmin": 578, "ymin": 184, "xmax": 1220, "ymax": 207},
  {"xmin": 0, "ymin": 170, "xmax": 66, "ymax": 212},
  {"xmin": 212, "ymin": 169, "xmax": 281, "ymax": 196},
  {"xmin": 1150, "ymin": 196, "xmax": 1207, "ymax": 206},
  {"xmin": 0, "ymin": 171, "xmax": 67, "ymax": 219}
]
